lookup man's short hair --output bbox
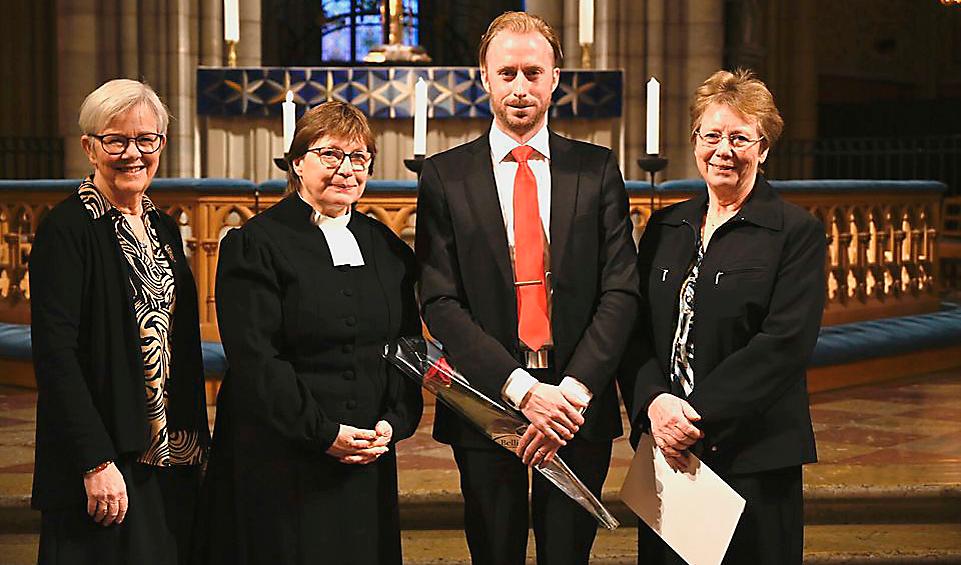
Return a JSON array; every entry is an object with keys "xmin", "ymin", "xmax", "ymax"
[{"xmin": 477, "ymin": 11, "xmax": 563, "ymax": 68}]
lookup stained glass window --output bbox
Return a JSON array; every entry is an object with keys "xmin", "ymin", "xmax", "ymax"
[{"xmin": 321, "ymin": 0, "xmax": 420, "ymax": 63}]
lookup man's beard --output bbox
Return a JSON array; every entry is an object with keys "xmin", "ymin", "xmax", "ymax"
[{"xmin": 494, "ymin": 101, "xmax": 546, "ymax": 137}]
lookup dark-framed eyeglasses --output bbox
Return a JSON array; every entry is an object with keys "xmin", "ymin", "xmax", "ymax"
[
  {"xmin": 694, "ymin": 130, "xmax": 763, "ymax": 150},
  {"xmin": 305, "ymin": 146, "xmax": 372, "ymax": 172},
  {"xmin": 88, "ymin": 133, "xmax": 165, "ymax": 155}
]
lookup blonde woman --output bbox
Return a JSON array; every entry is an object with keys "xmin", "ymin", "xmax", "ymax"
[{"xmin": 31, "ymin": 78, "xmax": 208, "ymax": 565}]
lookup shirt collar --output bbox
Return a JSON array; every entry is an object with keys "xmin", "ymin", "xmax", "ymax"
[
  {"xmin": 78, "ymin": 175, "xmax": 157, "ymax": 220},
  {"xmin": 656, "ymin": 174, "xmax": 783, "ymax": 231},
  {"xmin": 489, "ymin": 120, "xmax": 551, "ymax": 164},
  {"xmin": 298, "ymin": 191, "xmax": 352, "ymax": 228}
]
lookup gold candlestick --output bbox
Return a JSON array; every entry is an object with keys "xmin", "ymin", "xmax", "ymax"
[
  {"xmin": 363, "ymin": 0, "xmax": 432, "ymax": 63},
  {"xmin": 226, "ymin": 39, "xmax": 238, "ymax": 67},
  {"xmin": 580, "ymin": 43, "xmax": 593, "ymax": 69}
]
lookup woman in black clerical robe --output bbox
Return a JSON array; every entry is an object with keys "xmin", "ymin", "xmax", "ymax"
[{"xmin": 196, "ymin": 101, "xmax": 423, "ymax": 565}]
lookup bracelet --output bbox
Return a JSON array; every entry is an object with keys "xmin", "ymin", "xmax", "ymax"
[{"xmin": 84, "ymin": 460, "xmax": 112, "ymax": 476}]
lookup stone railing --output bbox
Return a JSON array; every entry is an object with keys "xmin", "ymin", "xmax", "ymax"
[{"xmin": 0, "ymin": 178, "xmax": 946, "ymax": 338}]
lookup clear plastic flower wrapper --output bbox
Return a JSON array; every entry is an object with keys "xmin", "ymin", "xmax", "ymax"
[{"xmin": 383, "ymin": 336, "xmax": 620, "ymax": 530}]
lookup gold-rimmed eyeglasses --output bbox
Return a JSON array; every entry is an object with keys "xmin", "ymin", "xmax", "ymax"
[
  {"xmin": 305, "ymin": 147, "xmax": 373, "ymax": 172},
  {"xmin": 88, "ymin": 133, "xmax": 165, "ymax": 155},
  {"xmin": 694, "ymin": 130, "xmax": 764, "ymax": 150}
]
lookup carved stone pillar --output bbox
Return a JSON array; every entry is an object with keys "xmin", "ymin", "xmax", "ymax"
[
  {"xmin": 238, "ymin": 0, "xmax": 262, "ymax": 66},
  {"xmin": 724, "ymin": 0, "xmax": 817, "ymax": 178},
  {"xmin": 57, "ymin": 0, "xmax": 101, "ymax": 179},
  {"xmin": 622, "ymin": 0, "xmax": 723, "ymax": 180},
  {"xmin": 525, "ymin": 0, "xmax": 564, "ymax": 39},
  {"xmin": 57, "ymin": 0, "xmax": 257, "ymax": 179}
]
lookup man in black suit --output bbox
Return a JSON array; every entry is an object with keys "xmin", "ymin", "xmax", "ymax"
[{"xmin": 416, "ymin": 11, "xmax": 639, "ymax": 564}]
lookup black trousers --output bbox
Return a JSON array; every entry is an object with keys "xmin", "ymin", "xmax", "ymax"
[
  {"xmin": 637, "ymin": 465, "xmax": 804, "ymax": 565},
  {"xmin": 451, "ymin": 438, "xmax": 612, "ymax": 565}
]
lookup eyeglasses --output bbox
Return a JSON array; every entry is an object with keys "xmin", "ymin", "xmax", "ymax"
[
  {"xmin": 305, "ymin": 147, "xmax": 373, "ymax": 172},
  {"xmin": 694, "ymin": 130, "xmax": 764, "ymax": 150},
  {"xmin": 88, "ymin": 133, "xmax": 165, "ymax": 155}
]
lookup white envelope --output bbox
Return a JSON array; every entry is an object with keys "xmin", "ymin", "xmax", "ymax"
[{"xmin": 620, "ymin": 434, "xmax": 746, "ymax": 565}]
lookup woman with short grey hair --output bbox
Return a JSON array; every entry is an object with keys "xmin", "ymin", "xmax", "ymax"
[{"xmin": 30, "ymin": 78, "xmax": 209, "ymax": 564}]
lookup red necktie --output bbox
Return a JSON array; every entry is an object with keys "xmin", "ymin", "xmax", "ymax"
[{"xmin": 511, "ymin": 145, "xmax": 550, "ymax": 352}]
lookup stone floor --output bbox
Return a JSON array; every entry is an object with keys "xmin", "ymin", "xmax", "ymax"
[
  {"xmin": 393, "ymin": 368, "xmax": 961, "ymax": 498},
  {"xmin": 1, "ymin": 368, "xmax": 961, "ymax": 563}
]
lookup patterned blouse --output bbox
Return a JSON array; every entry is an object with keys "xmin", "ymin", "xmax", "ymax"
[
  {"xmin": 78, "ymin": 178, "xmax": 204, "ymax": 466},
  {"xmin": 670, "ymin": 241, "xmax": 704, "ymax": 397}
]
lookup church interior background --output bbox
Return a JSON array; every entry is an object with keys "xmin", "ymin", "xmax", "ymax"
[{"xmin": 1, "ymin": 0, "xmax": 960, "ymax": 562}]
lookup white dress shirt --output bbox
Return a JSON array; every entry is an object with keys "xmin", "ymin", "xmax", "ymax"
[
  {"xmin": 488, "ymin": 123, "xmax": 592, "ymax": 410},
  {"xmin": 299, "ymin": 193, "xmax": 365, "ymax": 267},
  {"xmin": 489, "ymin": 122, "xmax": 552, "ymax": 246}
]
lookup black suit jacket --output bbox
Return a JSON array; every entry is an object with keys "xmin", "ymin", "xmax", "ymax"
[
  {"xmin": 416, "ymin": 130, "xmax": 639, "ymax": 446},
  {"xmin": 628, "ymin": 175, "xmax": 823, "ymax": 475},
  {"xmin": 30, "ymin": 192, "xmax": 209, "ymax": 509}
]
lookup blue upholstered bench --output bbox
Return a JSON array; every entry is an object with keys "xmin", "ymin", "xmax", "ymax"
[
  {"xmin": 810, "ymin": 304, "xmax": 961, "ymax": 368},
  {"xmin": 4, "ymin": 305, "xmax": 960, "ymax": 382},
  {"xmin": 0, "ymin": 323, "xmax": 227, "ymax": 380}
]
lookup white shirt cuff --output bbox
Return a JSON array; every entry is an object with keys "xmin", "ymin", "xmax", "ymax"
[
  {"xmin": 559, "ymin": 376, "xmax": 592, "ymax": 411},
  {"xmin": 502, "ymin": 368, "xmax": 540, "ymax": 409}
]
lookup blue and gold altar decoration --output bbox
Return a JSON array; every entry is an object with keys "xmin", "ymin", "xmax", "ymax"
[{"xmin": 197, "ymin": 67, "xmax": 622, "ymax": 119}]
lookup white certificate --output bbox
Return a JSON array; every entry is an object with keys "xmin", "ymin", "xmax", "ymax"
[{"xmin": 620, "ymin": 433, "xmax": 746, "ymax": 565}]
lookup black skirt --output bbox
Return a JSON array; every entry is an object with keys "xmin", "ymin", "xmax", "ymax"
[{"xmin": 37, "ymin": 460, "xmax": 202, "ymax": 565}]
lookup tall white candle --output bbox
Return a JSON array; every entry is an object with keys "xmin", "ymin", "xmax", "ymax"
[
  {"xmin": 646, "ymin": 77, "xmax": 660, "ymax": 155},
  {"xmin": 413, "ymin": 77, "xmax": 428, "ymax": 156},
  {"xmin": 282, "ymin": 91, "xmax": 295, "ymax": 153},
  {"xmin": 579, "ymin": 0, "xmax": 594, "ymax": 45},
  {"xmin": 224, "ymin": 0, "xmax": 240, "ymax": 42}
]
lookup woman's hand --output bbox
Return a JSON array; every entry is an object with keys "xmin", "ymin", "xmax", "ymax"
[
  {"xmin": 648, "ymin": 393, "xmax": 704, "ymax": 471},
  {"xmin": 83, "ymin": 462, "xmax": 128, "ymax": 526},
  {"xmin": 326, "ymin": 424, "xmax": 389, "ymax": 465},
  {"xmin": 371, "ymin": 420, "xmax": 393, "ymax": 448}
]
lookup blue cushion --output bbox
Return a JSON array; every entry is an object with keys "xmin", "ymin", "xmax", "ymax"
[
  {"xmin": 0, "ymin": 323, "xmax": 32, "ymax": 359},
  {"xmin": 257, "ymin": 179, "xmax": 418, "ymax": 194},
  {"xmin": 0, "ymin": 322, "xmax": 228, "ymax": 379},
  {"xmin": 0, "ymin": 179, "xmax": 83, "ymax": 192},
  {"xmin": 624, "ymin": 181, "xmax": 656, "ymax": 193},
  {"xmin": 5, "ymin": 306, "xmax": 960, "ymax": 374},
  {"xmin": 810, "ymin": 306, "xmax": 961, "ymax": 367},
  {"xmin": 656, "ymin": 179, "xmax": 947, "ymax": 194},
  {"xmin": 1, "ymin": 178, "xmax": 945, "ymax": 197},
  {"xmin": 201, "ymin": 341, "xmax": 227, "ymax": 377},
  {"xmin": 149, "ymin": 178, "xmax": 257, "ymax": 193}
]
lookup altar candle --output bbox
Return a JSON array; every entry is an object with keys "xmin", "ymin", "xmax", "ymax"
[
  {"xmin": 282, "ymin": 91, "xmax": 295, "ymax": 153},
  {"xmin": 579, "ymin": 0, "xmax": 594, "ymax": 45},
  {"xmin": 413, "ymin": 77, "xmax": 428, "ymax": 156},
  {"xmin": 224, "ymin": 0, "xmax": 239, "ymax": 42},
  {"xmin": 646, "ymin": 77, "xmax": 660, "ymax": 155}
]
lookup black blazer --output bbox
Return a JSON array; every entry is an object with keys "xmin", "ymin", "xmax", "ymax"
[
  {"xmin": 628, "ymin": 175, "xmax": 824, "ymax": 475},
  {"xmin": 30, "ymin": 192, "xmax": 209, "ymax": 509},
  {"xmin": 416, "ymin": 131, "xmax": 639, "ymax": 446}
]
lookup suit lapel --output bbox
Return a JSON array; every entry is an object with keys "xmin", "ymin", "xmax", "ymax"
[
  {"xmin": 464, "ymin": 136, "xmax": 514, "ymax": 292},
  {"xmin": 548, "ymin": 131, "xmax": 579, "ymax": 281}
]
